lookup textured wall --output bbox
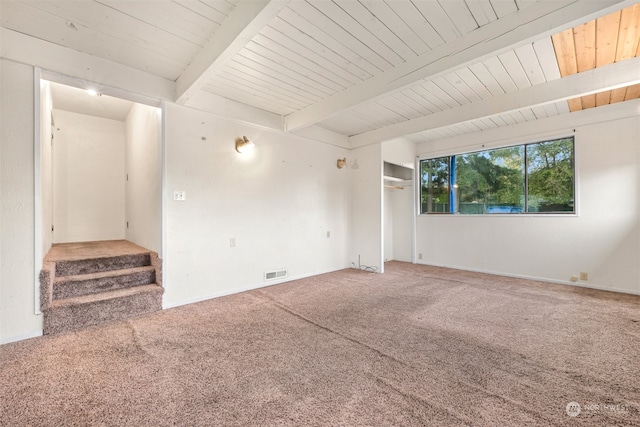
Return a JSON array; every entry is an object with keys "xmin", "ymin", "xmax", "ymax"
[
  {"xmin": 125, "ymin": 103, "xmax": 162, "ymax": 255},
  {"xmin": 0, "ymin": 59, "xmax": 42, "ymax": 343},
  {"xmin": 163, "ymin": 103, "xmax": 351, "ymax": 308},
  {"xmin": 416, "ymin": 102, "xmax": 640, "ymax": 295},
  {"xmin": 52, "ymin": 110, "xmax": 126, "ymax": 243}
]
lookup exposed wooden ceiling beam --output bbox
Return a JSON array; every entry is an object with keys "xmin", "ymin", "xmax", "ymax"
[
  {"xmin": 175, "ymin": 0, "xmax": 289, "ymax": 105},
  {"xmin": 185, "ymin": 89, "xmax": 348, "ymax": 148},
  {"xmin": 0, "ymin": 28, "xmax": 175, "ymax": 102},
  {"xmin": 349, "ymin": 56, "xmax": 640, "ymax": 147},
  {"xmin": 283, "ymin": 0, "xmax": 632, "ymax": 132}
]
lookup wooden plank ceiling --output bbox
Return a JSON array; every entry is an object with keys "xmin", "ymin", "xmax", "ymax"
[
  {"xmin": 552, "ymin": 3, "xmax": 640, "ymax": 112},
  {"xmin": 1, "ymin": 0, "xmax": 639, "ymax": 145}
]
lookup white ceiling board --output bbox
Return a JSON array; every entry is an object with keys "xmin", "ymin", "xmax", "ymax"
[
  {"xmin": 412, "ymin": 1, "xmax": 462, "ymax": 42},
  {"xmin": 439, "ymin": 0, "xmax": 480, "ymax": 35},
  {"xmin": 285, "ymin": 0, "xmax": 624, "ymax": 132},
  {"xmin": 443, "ymin": 72, "xmax": 483, "ymax": 103},
  {"xmin": 484, "ymin": 56, "xmax": 519, "ymax": 93},
  {"xmin": 386, "ymin": 1, "xmax": 445, "ymax": 50},
  {"xmin": 98, "ymin": 0, "xmax": 218, "ymax": 45},
  {"xmin": 432, "ymin": 76, "xmax": 474, "ymax": 105},
  {"xmin": 533, "ymin": 37, "xmax": 564, "ymax": 81},
  {"xmin": 2, "ymin": 28, "xmax": 175, "ymax": 102},
  {"xmin": 202, "ymin": 80, "xmax": 295, "ymax": 116},
  {"xmin": 275, "ymin": 7, "xmax": 378, "ymax": 79},
  {"xmin": 311, "ymin": 0, "xmax": 405, "ymax": 65},
  {"xmin": 498, "ymin": 50, "xmax": 533, "ymax": 89},
  {"xmin": 514, "ymin": 43, "xmax": 547, "ymax": 86},
  {"xmin": 231, "ymin": 52, "xmax": 333, "ymax": 100},
  {"xmin": 556, "ymin": 100, "xmax": 571, "ymax": 114},
  {"xmin": 2, "ymin": 0, "xmax": 635, "ymax": 148},
  {"xmin": 175, "ymin": 0, "xmax": 287, "ymax": 104},
  {"xmin": 491, "ymin": 0, "xmax": 519, "ymax": 19},
  {"xmin": 349, "ymin": 56, "xmax": 640, "ymax": 146},
  {"xmin": 468, "ymin": 62, "xmax": 506, "ymax": 96},
  {"xmin": 257, "ymin": 26, "xmax": 361, "ymax": 85},
  {"xmin": 520, "ymin": 108, "xmax": 538, "ymax": 121},
  {"xmin": 409, "ymin": 86, "xmax": 446, "ymax": 113},
  {"xmin": 225, "ymin": 60, "xmax": 321, "ymax": 104},
  {"xmin": 453, "ymin": 67, "xmax": 493, "ymax": 99},
  {"xmin": 1, "ymin": 0, "xmax": 189, "ymax": 80},
  {"xmin": 360, "ymin": 0, "xmax": 430, "ymax": 56},
  {"xmin": 243, "ymin": 40, "xmax": 346, "ymax": 92},
  {"xmin": 466, "ymin": 0, "xmax": 498, "ymax": 27},
  {"xmin": 399, "ymin": 88, "xmax": 440, "ymax": 115},
  {"xmin": 174, "ymin": 0, "xmax": 232, "ymax": 25},
  {"xmin": 337, "ymin": 0, "xmax": 417, "ymax": 62},
  {"xmin": 286, "ymin": 1, "xmax": 393, "ymax": 72},
  {"xmin": 200, "ymin": 0, "xmax": 236, "ymax": 15},
  {"xmin": 215, "ymin": 68, "xmax": 310, "ymax": 109}
]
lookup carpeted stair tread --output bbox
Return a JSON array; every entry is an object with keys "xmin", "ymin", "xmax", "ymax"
[
  {"xmin": 53, "ymin": 266, "xmax": 156, "ymax": 300},
  {"xmin": 41, "ymin": 240, "xmax": 164, "ymax": 335},
  {"xmin": 51, "ymin": 284, "xmax": 163, "ymax": 308},
  {"xmin": 55, "ymin": 253, "xmax": 151, "ymax": 277},
  {"xmin": 44, "ymin": 283, "xmax": 163, "ymax": 335}
]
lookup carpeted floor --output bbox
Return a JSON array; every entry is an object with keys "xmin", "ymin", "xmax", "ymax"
[{"xmin": 2, "ymin": 261, "xmax": 639, "ymax": 426}]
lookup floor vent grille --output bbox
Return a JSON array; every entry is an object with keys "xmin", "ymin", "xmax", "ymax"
[{"xmin": 265, "ymin": 269, "xmax": 287, "ymax": 281}]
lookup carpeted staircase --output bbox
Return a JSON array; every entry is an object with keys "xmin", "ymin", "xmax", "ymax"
[{"xmin": 40, "ymin": 240, "xmax": 163, "ymax": 335}]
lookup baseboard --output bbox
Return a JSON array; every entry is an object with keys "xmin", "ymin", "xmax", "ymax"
[
  {"xmin": 415, "ymin": 261, "xmax": 640, "ymax": 297},
  {"xmin": 163, "ymin": 267, "xmax": 347, "ymax": 310},
  {"xmin": 1, "ymin": 329, "xmax": 43, "ymax": 345}
]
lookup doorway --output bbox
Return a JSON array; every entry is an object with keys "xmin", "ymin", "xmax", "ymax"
[
  {"xmin": 38, "ymin": 78, "xmax": 163, "ymax": 257},
  {"xmin": 383, "ymin": 161, "xmax": 414, "ymax": 262}
]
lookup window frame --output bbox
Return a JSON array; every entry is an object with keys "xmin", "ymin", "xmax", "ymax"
[{"xmin": 418, "ymin": 136, "xmax": 576, "ymax": 216}]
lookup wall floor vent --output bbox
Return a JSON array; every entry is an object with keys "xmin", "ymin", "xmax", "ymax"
[{"xmin": 265, "ymin": 269, "xmax": 287, "ymax": 281}]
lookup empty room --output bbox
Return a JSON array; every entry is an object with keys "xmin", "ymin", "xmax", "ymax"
[{"xmin": 1, "ymin": 0, "xmax": 639, "ymax": 425}]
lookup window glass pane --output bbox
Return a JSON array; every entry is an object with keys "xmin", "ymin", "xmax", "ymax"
[
  {"xmin": 420, "ymin": 157, "xmax": 450, "ymax": 213},
  {"xmin": 526, "ymin": 138, "xmax": 575, "ymax": 212},
  {"xmin": 457, "ymin": 146, "xmax": 525, "ymax": 214}
]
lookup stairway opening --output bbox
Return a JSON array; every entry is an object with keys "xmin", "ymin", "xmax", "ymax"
[{"xmin": 36, "ymin": 75, "xmax": 164, "ymax": 329}]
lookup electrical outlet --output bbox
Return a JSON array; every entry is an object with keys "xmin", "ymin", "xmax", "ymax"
[
  {"xmin": 326, "ymin": 231, "xmax": 331, "ymax": 238},
  {"xmin": 418, "ymin": 253, "xmax": 423, "ymax": 260},
  {"xmin": 230, "ymin": 238, "xmax": 236, "ymax": 248},
  {"xmin": 173, "ymin": 190, "xmax": 186, "ymax": 201},
  {"xmin": 580, "ymin": 272, "xmax": 588, "ymax": 281}
]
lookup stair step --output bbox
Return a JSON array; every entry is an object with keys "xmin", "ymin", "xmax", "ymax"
[
  {"xmin": 45, "ymin": 284, "xmax": 163, "ymax": 335},
  {"xmin": 53, "ymin": 266, "xmax": 156, "ymax": 300},
  {"xmin": 55, "ymin": 253, "xmax": 151, "ymax": 277}
]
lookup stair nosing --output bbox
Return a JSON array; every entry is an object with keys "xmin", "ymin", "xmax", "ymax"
[
  {"xmin": 54, "ymin": 265, "xmax": 156, "ymax": 283},
  {"xmin": 51, "ymin": 284, "xmax": 163, "ymax": 307},
  {"xmin": 50, "ymin": 251, "xmax": 153, "ymax": 264}
]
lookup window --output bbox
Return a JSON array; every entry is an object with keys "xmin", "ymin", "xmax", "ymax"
[{"xmin": 420, "ymin": 137, "xmax": 574, "ymax": 214}]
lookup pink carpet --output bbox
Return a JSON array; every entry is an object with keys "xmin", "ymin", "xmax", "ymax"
[{"xmin": 2, "ymin": 261, "xmax": 639, "ymax": 425}]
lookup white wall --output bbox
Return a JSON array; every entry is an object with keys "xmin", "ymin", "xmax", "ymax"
[
  {"xmin": 0, "ymin": 59, "xmax": 42, "ymax": 343},
  {"xmin": 40, "ymin": 80, "xmax": 54, "ymax": 258},
  {"xmin": 416, "ymin": 101, "xmax": 640, "ymax": 295},
  {"xmin": 163, "ymin": 103, "xmax": 350, "ymax": 307},
  {"xmin": 125, "ymin": 103, "xmax": 162, "ymax": 254},
  {"xmin": 384, "ymin": 187, "xmax": 394, "ymax": 261},
  {"xmin": 0, "ymin": 57, "xmax": 352, "ymax": 343},
  {"xmin": 52, "ymin": 110, "xmax": 126, "ymax": 243},
  {"xmin": 350, "ymin": 143, "xmax": 383, "ymax": 272},
  {"xmin": 389, "ymin": 187, "xmax": 414, "ymax": 263}
]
